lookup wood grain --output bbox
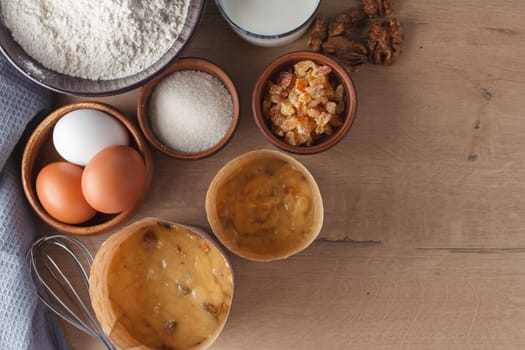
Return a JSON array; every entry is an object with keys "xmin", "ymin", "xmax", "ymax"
[{"xmin": 49, "ymin": 0, "xmax": 525, "ymax": 349}]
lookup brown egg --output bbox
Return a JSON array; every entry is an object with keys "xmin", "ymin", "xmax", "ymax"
[
  {"xmin": 82, "ymin": 145, "xmax": 146, "ymax": 214},
  {"xmin": 36, "ymin": 162, "xmax": 97, "ymax": 224}
]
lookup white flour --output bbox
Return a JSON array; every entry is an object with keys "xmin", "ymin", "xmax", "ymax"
[{"xmin": 0, "ymin": 0, "xmax": 189, "ymax": 80}]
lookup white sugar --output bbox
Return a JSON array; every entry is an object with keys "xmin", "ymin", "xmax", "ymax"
[{"xmin": 149, "ymin": 70, "xmax": 234, "ymax": 154}]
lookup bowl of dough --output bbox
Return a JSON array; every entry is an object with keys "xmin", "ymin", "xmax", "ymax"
[{"xmin": 0, "ymin": 0, "xmax": 206, "ymax": 96}]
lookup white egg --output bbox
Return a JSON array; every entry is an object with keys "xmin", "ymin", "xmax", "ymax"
[{"xmin": 53, "ymin": 109, "xmax": 129, "ymax": 166}]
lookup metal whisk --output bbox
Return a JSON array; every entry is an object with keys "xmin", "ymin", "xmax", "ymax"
[{"xmin": 27, "ymin": 234, "xmax": 116, "ymax": 350}]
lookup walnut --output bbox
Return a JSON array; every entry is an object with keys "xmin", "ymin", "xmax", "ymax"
[
  {"xmin": 308, "ymin": 1, "xmax": 404, "ymax": 71},
  {"xmin": 322, "ymin": 36, "xmax": 362, "ymax": 58},
  {"xmin": 367, "ymin": 19, "xmax": 403, "ymax": 65},
  {"xmin": 307, "ymin": 17, "xmax": 328, "ymax": 51},
  {"xmin": 362, "ymin": 0, "xmax": 394, "ymax": 19},
  {"xmin": 322, "ymin": 36, "xmax": 368, "ymax": 73},
  {"xmin": 335, "ymin": 9, "xmax": 367, "ymax": 25},
  {"xmin": 328, "ymin": 9, "xmax": 366, "ymax": 37},
  {"xmin": 388, "ymin": 18, "xmax": 404, "ymax": 59}
]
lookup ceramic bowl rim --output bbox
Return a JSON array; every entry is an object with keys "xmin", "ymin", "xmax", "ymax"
[{"xmin": 252, "ymin": 50, "xmax": 358, "ymax": 155}]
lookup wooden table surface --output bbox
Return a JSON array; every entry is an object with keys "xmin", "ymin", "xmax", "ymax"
[{"xmin": 48, "ymin": 0, "xmax": 525, "ymax": 349}]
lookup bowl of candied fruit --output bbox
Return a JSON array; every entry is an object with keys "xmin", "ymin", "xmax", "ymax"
[{"xmin": 252, "ymin": 51, "xmax": 357, "ymax": 154}]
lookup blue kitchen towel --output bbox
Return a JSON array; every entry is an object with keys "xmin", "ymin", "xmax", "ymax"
[{"xmin": 0, "ymin": 55, "xmax": 71, "ymax": 349}]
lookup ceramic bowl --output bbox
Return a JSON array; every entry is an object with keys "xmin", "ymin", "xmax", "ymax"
[
  {"xmin": 138, "ymin": 57, "xmax": 240, "ymax": 160},
  {"xmin": 21, "ymin": 102, "xmax": 153, "ymax": 235},
  {"xmin": 0, "ymin": 0, "xmax": 206, "ymax": 96},
  {"xmin": 252, "ymin": 51, "xmax": 357, "ymax": 154},
  {"xmin": 89, "ymin": 217, "xmax": 234, "ymax": 350},
  {"xmin": 205, "ymin": 149, "xmax": 324, "ymax": 261}
]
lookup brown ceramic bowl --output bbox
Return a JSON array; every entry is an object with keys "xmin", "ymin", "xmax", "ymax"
[
  {"xmin": 252, "ymin": 51, "xmax": 357, "ymax": 154},
  {"xmin": 205, "ymin": 149, "xmax": 324, "ymax": 261},
  {"xmin": 21, "ymin": 102, "xmax": 153, "ymax": 236},
  {"xmin": 138, "ymin": 57, "xmax": 240, "ymax": 160},
  {"xmin": 90, "ymin": 217, "xmax": 234, "ymax": 350}
]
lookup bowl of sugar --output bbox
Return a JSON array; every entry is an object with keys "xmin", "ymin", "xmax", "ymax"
[
  {"xmin": 138, "ymin": 57, "xmax": 240, "ymax": 160},
  {"xmin": 215, "ymin": 0, "xmax": 320, "ymax": 47},
  {"xmin": 0, "ymin": 0, "xmax": 206, "ymax": 96}
]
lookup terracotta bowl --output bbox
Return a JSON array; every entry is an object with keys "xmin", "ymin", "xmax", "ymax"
[
  {"xmin": 205, "ymin": 149, "xmax": 324, "ymax": 261},
  {"xmin": 252, "ymin": 51, "xmax": 357, "ymax": 154},
  {"xmin": 138, "ymin": 57, "xmax": 240, "ymax": 160},
  {"xmin": 89, "ymin": 217, "xmax": 234, "ymax": 350},
  {"xmin": 21, "ymin": 101, "xmax": 153, "ymax": 236}
]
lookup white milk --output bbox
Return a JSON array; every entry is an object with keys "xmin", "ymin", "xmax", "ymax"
[{"xmin": 219, "ymin": 0, "xmax": 320, "ymax": 36}]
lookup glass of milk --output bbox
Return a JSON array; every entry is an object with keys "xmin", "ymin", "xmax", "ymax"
[{"xmin": 215, "ymin": 0, "xmax": 321, "ymax": 47}]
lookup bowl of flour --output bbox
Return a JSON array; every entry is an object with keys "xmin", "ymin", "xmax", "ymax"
[{"xmin": 0, "ymin": 0, "xmax": 206, "ymax": 96}]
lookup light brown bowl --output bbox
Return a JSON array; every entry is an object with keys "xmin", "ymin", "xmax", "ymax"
[
  {"xmin": 252, "ymin": 51, "xmax": 357, "ymax": 154},
  {"xmin": 138, "ymin": 57, "xmax": 240, "ymax": 160},
  {"xmin": 21, "ymin": 101, "xmax": 153, "ymax": 236},
  {"xmin": 90, "ymin": 217, "xmax": 234, "ymax": 350},
  {"xmin": 205, "ymin": 149, "xmax": 324, "ymax": 261}
]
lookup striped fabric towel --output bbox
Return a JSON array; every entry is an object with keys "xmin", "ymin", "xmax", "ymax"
[{"xmin": 0, "ymin": 54, "xmax": 70, "ymax": 350}]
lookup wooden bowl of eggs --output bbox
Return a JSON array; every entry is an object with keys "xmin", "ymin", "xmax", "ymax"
[{"xmin": 21, "ymin": 101, "xmax": 153, "ymax": 235}]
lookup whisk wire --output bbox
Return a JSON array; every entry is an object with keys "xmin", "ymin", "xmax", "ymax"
[
  {"xmin": 36, "ymin": 256, "xmax": 98, "ymax": 338},
  {"xmin": 27, "ymin": 234, "xmax": 117, "ymax": 350},
  {"xmin": 45, "ymin": 254, "xmax": 101, "ymax": 337}
]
